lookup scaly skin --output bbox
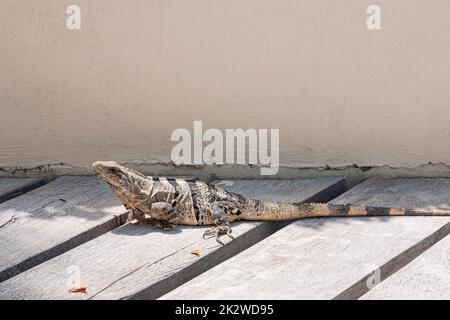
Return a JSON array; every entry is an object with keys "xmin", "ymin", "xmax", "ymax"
[{"xmin": 92, "ymin": 161, "xmax": 449, "ymax": 245}]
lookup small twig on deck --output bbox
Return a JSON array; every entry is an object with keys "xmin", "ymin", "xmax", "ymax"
[{"xmin": 0, "ymin": 214, "xmax": 20, "ymax": 228}]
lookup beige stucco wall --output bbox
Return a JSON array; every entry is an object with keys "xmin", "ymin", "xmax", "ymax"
[{"xmin": 1, "ymin": 0, "xmax": 449, "ymax": 174}]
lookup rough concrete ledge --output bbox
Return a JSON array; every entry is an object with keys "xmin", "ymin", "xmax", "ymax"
[{"xmin": 4, "ymin": 161, "xmax": 450, "ymax": 188}]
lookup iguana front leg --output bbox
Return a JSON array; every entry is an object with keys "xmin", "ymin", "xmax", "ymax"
[
  {"xmin": 133, "ymin": 202, "xmax": 179, "ymax": 230},
  {"xmin": 203, "ymin": 225, "xmax": 233, "ymax": 246},
  {"xmin": 226, "ymin": 228, "xmax": 235, "ymax": 240},
  {"xmin": 203, "ymin": 201, "xmax": 237, "ymax": 245}
]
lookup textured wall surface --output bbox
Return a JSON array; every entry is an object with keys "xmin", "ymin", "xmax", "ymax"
[{"xmin": 1, "ymin": 0, "xmax": 449, "ymax": 171}]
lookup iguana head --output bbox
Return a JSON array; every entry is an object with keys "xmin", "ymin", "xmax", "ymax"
[
  {"xmin": 93, "ymin": 161, "xmax": 179, "ymax": 227},
  {"xmin": 92, "ymin": 161, "xmax": 158, "ymax": 212},
  {"xmin": 92, "ymin": 161, "xmax": 148, "ymax": 191}
]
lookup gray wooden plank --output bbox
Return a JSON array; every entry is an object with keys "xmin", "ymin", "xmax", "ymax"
[
  {"xmin": 0, "ymin": 176, "xmax": 128, "ymax": 282},
  {"xmin": 361, "ymin": 234, "xmax": 450, "ymax": 300},
  {"xmin": 0, "ymin": 178, "xmax": 45, "ymax": 204},
  {"xmin": 161, "ymin": 177, "xmax": 450, "ymax": 300},
  {"xmin": 0, "ymin": 177, "xmax": 345, "ymax": 299},
  {"xmin": 212, "ymin": 179, "xmax": 342, "ymax": 202}
]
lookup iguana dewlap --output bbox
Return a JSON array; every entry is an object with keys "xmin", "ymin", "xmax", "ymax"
[{"xmin": 93, "ymin": 161, "xmax": 448, "ymax": 245}]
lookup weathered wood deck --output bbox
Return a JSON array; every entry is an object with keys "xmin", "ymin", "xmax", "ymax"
[
  {"xmin": 0, "ymin": 177, "xmax": 128, "ymax": 283},
  {"xmin": 0, "ymin": 176, "xmax": 449, "ymax": 299},
  {"xmin": 0, "ymin": 178, "xmax": 44, "ymax": 204}
]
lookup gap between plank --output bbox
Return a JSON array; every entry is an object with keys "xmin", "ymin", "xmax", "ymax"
[
  {"xmin": 129, "ymin": 180, "xmax": 346, "ymax": 300},
  {"xmin": 334, "ymin": 222, "xmax": 450, "ymax": 300}
]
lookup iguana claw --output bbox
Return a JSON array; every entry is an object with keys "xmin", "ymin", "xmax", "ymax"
[{"xmin": 203, "ymin": 225, "xmax": 235, "ymax": 246}]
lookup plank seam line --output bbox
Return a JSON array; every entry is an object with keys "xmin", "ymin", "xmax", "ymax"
[
  {"xmin": 129, "ymin": 222, "xmax": 289, "ymax": 300},
  {"xmin": 128, "ymin": 180, "xmax": 346, "ymax": 300},
  {"xmin": 333, "ymin": 221, "xmax": 450, "ymax": 300},
  {"xmin": 0, "ymin": 214, "xmax": 20, "ymax": 229},
  {"xmin": 88, "ymin": 242, "xmax": 195, "ymax": 300},
  {"xmin": 0, "ymin": 211, "xmax": 129, "ymax": 283},
  {"xmin": 0, "ymin": 179, "xmax": 46, "ymax": 204}
]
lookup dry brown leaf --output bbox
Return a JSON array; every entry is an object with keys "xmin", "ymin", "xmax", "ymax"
[
  {"xmin": 69, "ymin": 287, "xmax": 88, "ymax": 294},
  {"xmin": 191, "ymin": 249, "xmax": 201, "ymax": 257}
]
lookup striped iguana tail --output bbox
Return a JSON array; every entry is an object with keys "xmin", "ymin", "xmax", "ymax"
[{"xmin": 235, "ymin": 201, "xmax": 449, "ymax": 221}]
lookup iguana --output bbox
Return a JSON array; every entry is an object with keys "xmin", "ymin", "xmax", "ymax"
[{"xmin": 93, "ymin": 161, "xmax": 448, "ymax": 245}]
